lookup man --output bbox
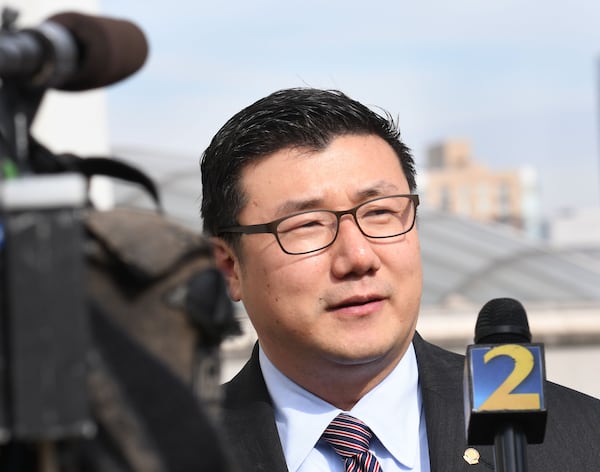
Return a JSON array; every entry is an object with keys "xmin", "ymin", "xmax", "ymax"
[{"xmin": 200, "ymin": 88, "xmax": 600, "ymax": 471}]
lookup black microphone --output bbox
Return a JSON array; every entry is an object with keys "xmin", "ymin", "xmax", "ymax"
[
  {"xmin": 0, "ymin": 11, "xmax": 148, "ymax": 91},
  {"xmin": 464, "ymin": 298, "xmax": 547, "ymax": 472}
]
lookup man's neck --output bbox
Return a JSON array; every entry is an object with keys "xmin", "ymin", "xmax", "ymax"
[{"xmin": 262, "ymin": 342, "xmax": 410, "ymax": 410}]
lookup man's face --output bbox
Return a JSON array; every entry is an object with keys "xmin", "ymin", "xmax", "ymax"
[{"xmin": 216, "ymin": 134, "xmax": 422, "ymax": 384}]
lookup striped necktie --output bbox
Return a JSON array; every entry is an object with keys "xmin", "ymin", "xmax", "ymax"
[{"xmin": 322, "ymin": 413, "xmax": 383, "ymax": 472}]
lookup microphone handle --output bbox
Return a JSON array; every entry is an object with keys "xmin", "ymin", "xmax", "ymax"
[{"xmin": 494, "ymin": 423, "xmax": 528, "ymax": 472}]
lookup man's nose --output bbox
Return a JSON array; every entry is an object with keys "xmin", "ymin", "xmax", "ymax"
[{"xmin": 329, "ymin": 215, "xmax": 381, "ymax": 278}]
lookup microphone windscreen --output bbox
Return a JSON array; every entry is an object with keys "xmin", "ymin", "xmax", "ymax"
[
  {"xmin": 48, "ymin": 12, "xmax": 148, "ymax": 91},
  {"xmin": 474, "ymin": 297, "xmax": 531, "ymax": 344}
]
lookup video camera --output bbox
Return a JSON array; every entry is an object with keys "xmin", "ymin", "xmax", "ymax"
[{"xmin": 0, "ymin": 7, "xmax": 238, "ymax": 471}]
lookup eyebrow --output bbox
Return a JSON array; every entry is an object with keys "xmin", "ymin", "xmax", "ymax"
[
  {"xmin": 274, "ymin": 197, "xmax": 323, "ymax": 217},
  {"xmin": 273, "ymin": 181, "xmax": 403, "ymax": 217},
  {"xmin": 355, "ymin": 181, "xmax": 402, "ymax": 200}
]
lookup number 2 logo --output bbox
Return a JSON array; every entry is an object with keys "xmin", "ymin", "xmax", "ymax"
[{"xmin": 478, "ymin": 344, "xmax": 541, "ymax": 411}]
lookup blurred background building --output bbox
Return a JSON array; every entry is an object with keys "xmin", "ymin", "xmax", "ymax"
[{"xmin": 421, "ymin": 139, "xmax": 542, "ymax": 238}]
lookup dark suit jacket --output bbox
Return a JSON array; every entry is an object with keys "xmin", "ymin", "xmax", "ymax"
[{"xmin": 221, "ymin": 333, "xmax": 600, "ymax": 471}]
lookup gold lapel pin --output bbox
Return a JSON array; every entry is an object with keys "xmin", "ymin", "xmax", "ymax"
[{"xmin": 463, "ymin": 447, "xmax": 480, "ymax": 465}]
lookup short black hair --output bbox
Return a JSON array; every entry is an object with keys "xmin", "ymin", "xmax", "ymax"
[{"xmin": 200, "ymin": 88, "xmax": 416, "ymax": 249}]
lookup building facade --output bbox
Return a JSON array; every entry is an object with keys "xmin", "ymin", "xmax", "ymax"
[{"xmin": 422, "ymin": 139, "xmax": 540, "ymax": 237}]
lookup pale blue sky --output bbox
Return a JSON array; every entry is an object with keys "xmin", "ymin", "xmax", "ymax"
[{"xmin": 100, "ymin": 0, "xmax": 600, "ymax": 217}]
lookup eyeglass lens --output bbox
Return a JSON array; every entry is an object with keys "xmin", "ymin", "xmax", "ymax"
[{"xmin": 275, "ymin": 195, "xmax": 416, "ymax": 254}]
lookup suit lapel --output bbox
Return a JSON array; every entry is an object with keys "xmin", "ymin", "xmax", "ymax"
[
  {"xmin": 222, "ymin": 344, "xmax": 289, "ymax": 472},
  {"xmin": 413, "ymin": 333, "xmax": 495, "ymax": 471}
]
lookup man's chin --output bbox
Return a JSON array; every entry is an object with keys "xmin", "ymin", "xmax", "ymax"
[
  {"xmin": 324, "ymin": 346, "xmax": 391, "ymax": 367},
  {"xmin": 321, "ymin": 336, "xmax": 410, "ymax": 370}
]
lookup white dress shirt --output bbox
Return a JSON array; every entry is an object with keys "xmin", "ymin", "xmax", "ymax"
[{"xmin": 259, "ymin": 343, "xmax": 431, "ymax": 471}]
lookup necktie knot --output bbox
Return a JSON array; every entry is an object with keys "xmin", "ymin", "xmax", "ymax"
[
  {"xmin": 322, "ymin": 413, "xmax": 382, "ymax": 472},
  {"xmin": 322, "ymin": 413, "xmax": 373, "ymax": 457}
]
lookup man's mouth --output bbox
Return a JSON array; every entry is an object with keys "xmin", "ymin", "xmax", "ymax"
[{"xmin": 328, "ymin": 295, "xmax": 385, "ymax": 312}]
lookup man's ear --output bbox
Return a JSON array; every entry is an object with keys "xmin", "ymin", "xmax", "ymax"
[{"xmin": 211, "ymin": 237, "xmax": 242, "ymax": 302}]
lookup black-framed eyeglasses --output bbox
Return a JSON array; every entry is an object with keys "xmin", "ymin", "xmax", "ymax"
[{"xmin": 217, "ymin": 194, "xmax": 419, "ymax": 255}]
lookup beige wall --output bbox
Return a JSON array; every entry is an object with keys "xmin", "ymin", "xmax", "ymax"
[
  {"xmin": 417, "ymin": 304, "xmax": 600, "ymax": 399},
  {"xmin": 424, "ymin": 139, "xmax": 525, "ymax": 228}
]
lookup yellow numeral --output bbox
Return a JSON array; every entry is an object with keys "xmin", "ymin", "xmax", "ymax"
[{"xmin": 479, "ymin": 344, "xmax": 541, "ymax": 411}]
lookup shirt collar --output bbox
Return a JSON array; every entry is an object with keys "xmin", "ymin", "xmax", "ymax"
[{"xmin": 259, "ymin": 343, "xmax": 421, "ymax": 471}]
